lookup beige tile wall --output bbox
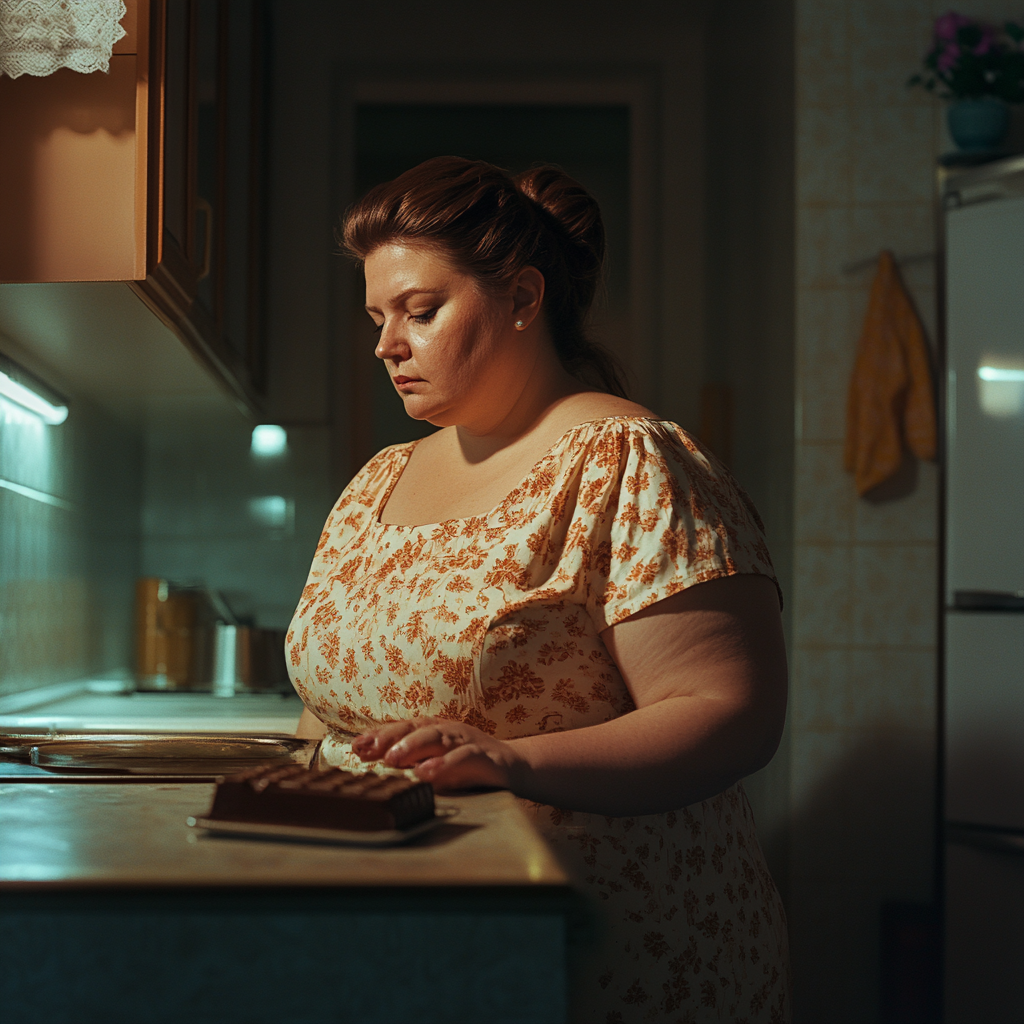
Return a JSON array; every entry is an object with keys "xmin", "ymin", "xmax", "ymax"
[
  {"xmin": 794, "ymin": 0, "xmax": 929, "ymax": 1017},
  {"xmin": 792, "ymin": 1, "xmax": 1012, "ymax": 1019}
]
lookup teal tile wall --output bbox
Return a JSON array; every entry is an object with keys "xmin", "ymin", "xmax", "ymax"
[
  {"xmin": 0, "ymin": 381, "xmax": 142, "ymax": 696},
  {"xmin": 140, "ymin": 397, "xmax": 334, "ymax": 630},
  {"xmin": 0, "ymin": 375, "xmax": 334, "ymax": 696}
]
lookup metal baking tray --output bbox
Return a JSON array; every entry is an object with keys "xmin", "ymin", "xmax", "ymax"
[
  {"xmin": 1, "ymin": 731, "xmax": 145, "ymax": 762},
  {"xmin": 28, "ymin": 734, "xmax": 315, "ymax": 776},
  {"xmin": 186, "ymin": 806, "xmax": 459, "ymax": 847},
  {"xmin": 1, "ymin": 730, "xmax": 302, "ymax": 761}
]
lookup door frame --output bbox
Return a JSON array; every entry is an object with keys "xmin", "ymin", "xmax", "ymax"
[{"xmin": 330, "ymin": 66, "xmax": 662, "ymax": 480}]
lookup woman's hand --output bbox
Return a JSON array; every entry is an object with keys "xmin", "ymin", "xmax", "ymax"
[{"xmin": 353, "ymin": 717, "xmax": 526, "ymax": 792}]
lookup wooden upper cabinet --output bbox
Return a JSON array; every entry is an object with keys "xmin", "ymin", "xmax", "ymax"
[
  {"xmin": 0, "ymin": 0, "xmax": 268, "ymax": 411},
  {"xmin": 0, "ymin": 1, "xmax": 148, "ymax": 282}
]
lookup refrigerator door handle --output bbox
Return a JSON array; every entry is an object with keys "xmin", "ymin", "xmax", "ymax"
[
  {"xmin": 952, "ymin": 590, "xmax": 1024, "ymax": 612},
  {"xmin": 947, "ymin": 823, "xmax": 1024, "ymax": 858}
]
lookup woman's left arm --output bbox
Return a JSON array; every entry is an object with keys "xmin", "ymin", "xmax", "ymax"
[{"xmin": 354, "ymin": 573, "xmax": 788, "ymax": 817}]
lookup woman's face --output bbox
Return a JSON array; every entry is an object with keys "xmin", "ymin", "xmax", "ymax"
[{"xmin": 363, "ymin": 242, "xmax": 540, "ymax": 431}]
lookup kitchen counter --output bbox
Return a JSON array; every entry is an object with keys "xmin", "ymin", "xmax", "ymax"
[
  {"xmin": 0, "ymin": 780, "xmax": 578, "ymax": 1023},
  {"xmin": 0, "ymin": 688, "xmax": 305, "ymax": 736},
  {"xmin": 0, "ymin": 783, "xmax": 566, "ymax": 888}
]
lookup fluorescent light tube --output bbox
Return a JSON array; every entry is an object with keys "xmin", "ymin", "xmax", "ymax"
[
  {"xmin": 978, "ymin": 366, "xmax": 1024, "ymax": 382},
  {"xmin": 0, "ymin": 368, "xmax": 68, "ymax": 424}
]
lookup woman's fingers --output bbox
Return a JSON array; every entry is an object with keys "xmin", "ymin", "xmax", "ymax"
[
  {"xmin": 354, "ymin": 717, "xmax": 519, "ymax": 792},
  {"xmin": 382, "ymin": 723, "xmax": 466, "ymax": 768},
  {"xmin": 352, "ymin": 718, "xmax": 423, "ymax": 759},
  {"xmin": 354, "ymin": 719, "xmax": 517, "ymax": 793}
]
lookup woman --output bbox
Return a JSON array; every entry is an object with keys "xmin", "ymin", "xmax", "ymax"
[{"xmin": 288, "ymin": 157, "xmax": 790, "ymax": 1023}]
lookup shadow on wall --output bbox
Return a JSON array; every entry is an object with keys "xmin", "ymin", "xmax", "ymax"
[
  {"xmin": 0, "ymin": 64, "xmax": 137, "ymax": 280},
  {"xmin": 787, "ymin": 727, "xmax": 938, "ymax": 1024},
  {"xmin": 861, "ymin": 453, "xmax": 920, "ymax": 505}
]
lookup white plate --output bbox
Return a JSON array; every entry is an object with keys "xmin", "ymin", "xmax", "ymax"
[{"xmin": 186, "ymin": 806, "xmax": 460, "ymax": 847}]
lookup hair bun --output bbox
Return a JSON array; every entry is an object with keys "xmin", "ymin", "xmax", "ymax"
[{"xmin": 513, "ymin": 166, "xmax": 605, "ymax": 310}]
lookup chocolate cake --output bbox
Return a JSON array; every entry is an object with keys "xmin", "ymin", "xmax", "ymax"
[{"xmin": 206, "ymin": 764, "xmax": 435, "ymax": 832}]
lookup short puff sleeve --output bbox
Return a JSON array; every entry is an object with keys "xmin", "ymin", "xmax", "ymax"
[{"xmin": 580, "ymin": 420, "xmax": 779, "ymax": 631}]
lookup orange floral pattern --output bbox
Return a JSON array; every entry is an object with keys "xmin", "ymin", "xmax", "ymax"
[{"xmin": 287, "ymin": 417, "xmax": 790, "ymax": 1023}]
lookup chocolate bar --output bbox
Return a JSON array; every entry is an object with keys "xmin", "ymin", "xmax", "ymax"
[{"xmin": 207, "ymin": 764, "xmax": 435, "ymax": 832}]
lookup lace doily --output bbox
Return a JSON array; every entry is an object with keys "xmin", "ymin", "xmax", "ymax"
[{"xmin": 0, "ymin": 0, "xmax": 126, "ymax": 78}]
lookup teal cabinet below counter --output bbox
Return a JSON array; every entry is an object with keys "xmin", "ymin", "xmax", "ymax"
[{"xmin": 0, "ymin": 785, "xmax": 576, "ymax": 1023}]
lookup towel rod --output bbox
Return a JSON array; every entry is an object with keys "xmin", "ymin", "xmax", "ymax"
[{"xmin": 841, "ymin": 250, "xmax": 935, "ymax": 275}]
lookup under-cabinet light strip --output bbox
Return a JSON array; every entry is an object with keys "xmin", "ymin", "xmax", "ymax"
[
  {"xmin": 0, "ymin": 369, "xmax": 68, "ymax": 424},
  {"xmin": 0, "ymin": 476, "xmax": 74, "ymax": 511},
  {"xmin": 978, "ymin": 366, "xmax": 1024, "ymax": 382}
]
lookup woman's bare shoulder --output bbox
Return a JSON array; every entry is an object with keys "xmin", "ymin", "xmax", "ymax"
[{"xmin": 550, "ymin": 391, "xmax": 656, "ymax": 428}]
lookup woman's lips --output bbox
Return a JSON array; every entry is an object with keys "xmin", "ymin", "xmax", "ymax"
[{"xmin": 393, "ymin": 376, "xmax": 423, "ymax": 390}]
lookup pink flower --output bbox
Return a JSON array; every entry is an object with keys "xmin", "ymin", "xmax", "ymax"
[
  {"xmin": 935, "ymin": 11, "xmax": 972, "ymax": 42},
  {"xmin": 973, "ymin": 25, "xmax": 997, "ymax": 55},
  {"xmin": 936, "ymin": 43, "xmax": 960, "ymax": 73}
]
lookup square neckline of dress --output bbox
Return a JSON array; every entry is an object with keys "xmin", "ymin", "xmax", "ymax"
[{"xmin": 374, "ymin": 414, "xmax": 668, "ymax": 530}]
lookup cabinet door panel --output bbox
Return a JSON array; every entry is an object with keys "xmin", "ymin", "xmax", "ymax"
[
  {"xmin": 223, "ymin": 0, "xmax": 255, "ymax": 365},
  {"xmin": 193, "ymin": 0, "xmax": 222, "ymax": 323},
  {"xmin": 162, "ymin": 0, "xmax": 192, "ymax": 260}
]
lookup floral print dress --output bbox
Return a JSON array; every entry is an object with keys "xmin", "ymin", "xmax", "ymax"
[{"xmin": 287, "ymin": 417, "xmax": 790, "ymax": 1023}]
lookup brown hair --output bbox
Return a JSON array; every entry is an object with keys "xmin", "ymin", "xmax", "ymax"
[{"xmin": 341, "ymin": 156, "xmax": 629, "ymax": 398}]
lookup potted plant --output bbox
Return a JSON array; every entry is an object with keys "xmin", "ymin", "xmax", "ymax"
[{"xmin": 909, "ymin": 11, "xmax": 1024, "ymax": 152}]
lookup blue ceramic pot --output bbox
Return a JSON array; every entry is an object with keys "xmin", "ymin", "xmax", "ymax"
[{"xmin": 947, "ymin": 97, "xmax": 1010, "ymax": 151}]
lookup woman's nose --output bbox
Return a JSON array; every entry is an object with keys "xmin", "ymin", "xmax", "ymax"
[{"xmin": 374, "ymin": 320, "xmax": 410, "ymax": 362}]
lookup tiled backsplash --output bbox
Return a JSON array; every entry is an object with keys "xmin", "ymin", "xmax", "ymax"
[
  {"xmin": 140, "ymin": 396, "xmax": 334, "ymax": 630},
  {"xmin": 0, "ymin": 382, "xmax": 335, "ymax": 697},
  {"xmin": 0, "ymin": 384, "xmax": 142, "ymax": 696}
]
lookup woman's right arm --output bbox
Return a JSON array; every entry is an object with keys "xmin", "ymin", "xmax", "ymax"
[{"xmin": 357, "ymin": 573, "xmax": 788, "ymax": 817}]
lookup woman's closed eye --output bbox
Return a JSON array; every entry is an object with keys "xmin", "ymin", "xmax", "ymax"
[{"xmin": 369, "ymin": 307, "xmax": 438, "ymax": 333}]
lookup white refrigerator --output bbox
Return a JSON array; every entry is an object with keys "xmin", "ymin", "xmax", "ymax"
[{"xmin": 943, "ymin": 156, "xmax": 1024, "ymax": 1024}]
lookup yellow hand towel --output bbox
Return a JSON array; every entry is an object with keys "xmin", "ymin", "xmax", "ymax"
[{"xmin": 844, "ymin": 250, "xmax": 937, "ymax": 496}]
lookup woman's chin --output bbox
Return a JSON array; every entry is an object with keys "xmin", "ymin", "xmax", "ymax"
[{"xmin": 401, "ymin": 395, "xmax": 456, "ymax": 427}]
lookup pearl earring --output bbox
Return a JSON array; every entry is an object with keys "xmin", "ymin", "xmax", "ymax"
[{"xmin": 515, "ymin": 320, "xmax": 524, "ymax": 328}]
